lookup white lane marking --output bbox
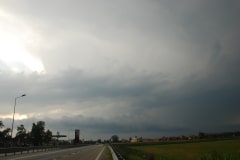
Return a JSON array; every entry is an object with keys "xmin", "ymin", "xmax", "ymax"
[{"xmin": 95, "ymin": 146, "xmax": 105, "ymax": 160}]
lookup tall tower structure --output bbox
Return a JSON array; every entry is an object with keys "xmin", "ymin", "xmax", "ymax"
[{"xmin": 74, "ymin": 129, "xmax": 80, "ymax": 144}]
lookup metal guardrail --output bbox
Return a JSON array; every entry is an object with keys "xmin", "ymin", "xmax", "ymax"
[
  {"xmin": 108, "ymin": 145, "xmax": 118, "ymax": 160},
  {"xmin": 109, "ymin": 144, "xmax": 126, "ymax": 160},
  {"xmin": 0, "ymin": 146, "xmax": 58, "ymax": 157},
  {"xmin": 0, "ymin": 144, "xmax": 90, "ymax": 157}
]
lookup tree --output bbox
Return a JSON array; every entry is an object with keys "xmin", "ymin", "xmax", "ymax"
[
  {"xmin": 31, "ymin": 121, "xmax": 46, "ymax": 146},
  {"xmin": 16, "ymin": 124, "xmax": 27, "ymax": 146},
  {"xmin": 0, "ymin": 121, "xmax": 4, "ymax": 129},
  {"xmin": 44, "ymin": 129, "xmax": 52, "ymax": 145},
  {"xmin": 111, "ymin": 135, "xmax": 119, "ymax": 142},
  {"xmin": 198, "ymin": 132, "xmax": 205, "ymax": 139},
  {"xmin": 17, "ymin": 125, "xmax": 26, "ymax": 135},
  {"xmin": 2, "ymin": 128, "xmax": 11, "ymax": 137},
  {"xmin": 0, "ymin": 121, "xmax": 11, "ymax": 147},
  {"xmin": 97, "ymin": 139, "xmax": 102, "ymax": 143}
]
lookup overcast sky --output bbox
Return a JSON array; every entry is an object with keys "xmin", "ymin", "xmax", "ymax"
[{"xmin": 0, "ymin": 0, "xmax": 240, "ymax": 140}]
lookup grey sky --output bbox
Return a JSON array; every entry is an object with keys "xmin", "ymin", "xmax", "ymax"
[{"xmin": 0, "ymin": 0, "xmax": 240, "ymax": 140}]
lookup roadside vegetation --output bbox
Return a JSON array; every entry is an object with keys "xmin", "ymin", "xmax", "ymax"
[
  {"xmin": 0, "ymin": 120, "xmax": 52, "ymax": 147},
  {"xmin": 111, "ymin": 138, "xmax": 240, "ymax": 160},
  {"xmin": 106, "ymin": 145, "xmax": 114, "ymax": 160}
]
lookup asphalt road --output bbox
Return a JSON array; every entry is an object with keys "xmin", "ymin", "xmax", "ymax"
[{"xmin": 1, "ymin": 145, "xmax": 107, "ymax": 160}]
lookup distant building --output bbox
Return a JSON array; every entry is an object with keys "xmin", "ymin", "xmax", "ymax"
[{"xmin": 130, "ymin": 136, "xmax": 141, "ymax": 143}]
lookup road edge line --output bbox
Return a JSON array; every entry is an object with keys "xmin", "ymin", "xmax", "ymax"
[{"xmin": 95, "ymin": 145, "xmax": 105, "ymax": 160}]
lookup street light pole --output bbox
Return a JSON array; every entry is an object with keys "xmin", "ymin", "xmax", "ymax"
[{"xmin": 11, "ymin": 94, "xmax": 26, "ymax": 138}]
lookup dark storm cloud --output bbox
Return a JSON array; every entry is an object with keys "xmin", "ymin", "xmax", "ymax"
[{"xmin": 2, "ymin": 62, "xmax": 240, "ymax": 138}]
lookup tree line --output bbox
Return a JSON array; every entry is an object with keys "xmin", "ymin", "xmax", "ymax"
[{"xmin": 0, "ymin": 120, "xmax": 52, "ymax": 147}]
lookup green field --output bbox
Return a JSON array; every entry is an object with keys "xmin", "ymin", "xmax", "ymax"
[{"xmin": 112, "ymin": 139, "xmax": 240, "ymax": 160}]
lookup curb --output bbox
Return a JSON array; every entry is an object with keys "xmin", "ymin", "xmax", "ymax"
[{"xmin": 108, "ymin": 145, "xmax": 118, "ymax": 160}]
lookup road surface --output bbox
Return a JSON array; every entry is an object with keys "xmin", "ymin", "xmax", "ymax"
[{"xmin": 1, "ymin": 145, "xmax": 107, "ymax": 160}]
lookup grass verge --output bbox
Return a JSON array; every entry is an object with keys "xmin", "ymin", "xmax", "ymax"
[
  {"xmin": 106, "ymin": 145, "xmax": 114, "ymax": 160},
  {"xmin": 112, "ymin": 138, "xmax": 240, "ymax": 160}
]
